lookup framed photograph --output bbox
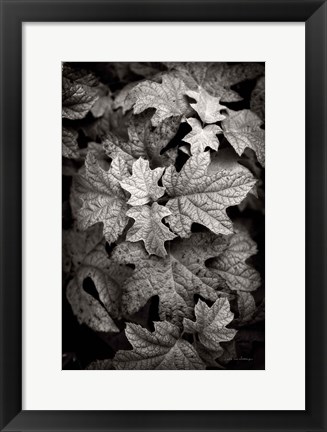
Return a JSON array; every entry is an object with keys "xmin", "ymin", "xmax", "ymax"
[{"xmin": 0, "ymin": 0, "xmax": 326, "ymax": 431}]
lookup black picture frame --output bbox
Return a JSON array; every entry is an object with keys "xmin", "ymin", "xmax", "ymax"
[{"xmin": 1, "ymin": 1, "xmax": 326, "ymax": 431}]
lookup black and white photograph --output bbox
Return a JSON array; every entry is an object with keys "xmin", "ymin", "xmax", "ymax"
[{"xmin": 62, "ymin": 62, "xmax": 265, "ymax": 370}]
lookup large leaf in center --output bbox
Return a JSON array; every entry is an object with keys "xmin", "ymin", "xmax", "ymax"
[
  {"xmin": 162, "ymin": 152, "xmax": 256, "ymax": 238},
  {"xmin": 119, "ymin": 158, "xmax": 165, "ymax": 206}
]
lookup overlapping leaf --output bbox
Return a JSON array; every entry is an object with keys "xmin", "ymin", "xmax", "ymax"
[
  {"xmin": 74, "ymin": 152, "xmax": 129, "ymax": 244},
  {"xmin": 113, "ymin": 321, "xmax": 205, "ymax": 370},
  {"xmin": 128, "ymin": 74, "xmax": 190, "ymax": 126},
  {"xmin": 251, "ymin": 76, "xmax": 265, "ymax": 121},
  {"xmin": 66, "ymin": 241, "xmax": 132, "ymax": 333},
  {"xmin": 184, "ymin": 298, "xmax": 237, "ymax": 354},
  {"xmin": 90, "ymin": 94, "xmax": 113, "ymax": 118},
  {"xmin": 120, "ymin": 158, "xmax": 165, "ymax": 206},
  {"xmin": 62, "ymin": 62, "xmax": 265, "ymax": 370},
  {"xmin": 208, "ymin": 227, "xmax": 261, "ymax": 291},
  {"xmin": 62, "ymin": 127, "xmax": 79, "ymax": 159},
  {"xmin": 126, "ymin": 203, "xmax": 177, "ymax": 257},
  {"xmin": 222, "ymin": 109, "xmax": 265, "ymax": 166},
  {"xmin": 63, "ymin": 64, "xmax": 99, "ymax": 87},
  {"xmin": 127, "ymin": 112, "xmax": 180, "ymax": 167},
  {"xmin": 111, "ymin": 237, "xmax": 228, "ymax": 325},
  {"xmin": 162, "ymin": 152, "xmax": 256, "ymax": 238},
  {"xmin": 237, "ymin": 291, "xmax": 256, "ymax": 323},
  {"xmin": 62, "ymin": 77, "xmax": 99, "ymax": 120},
  {"xmin": 63, "ymin": 223, "xmax": 103, "ymax": 276},
  {"xmin": 208, "ymin": 148, "xmax": 259, "ymax": 201},
  {"xmin": 168, "ymin": 231, "xmax": 229, "ymax": 291},
  {"xmin": 129, "ymin": 62, "xmax": 162, "ymax": 78},
  {"xmin": 186, "ymin": 87, "xmax": 226, "ymax": 124},
  {"xmin": 113, "ymin": 82, "xmax": 139, "ymax": 113},
  {"xmin": 167, "ymin": 62, "xmax": 264, "ymax": 102},
  {"xmin": 86, "ymin": 359, "xmax": 115, "ymax": 370},
  {"xmin": 204, "ymin": 62, "xmax": 264, "ymax": 101},
  {"xmin": 183, "ymin": 118, "xmax": 222, "ymax": 154},
  {"xmin": 104, "ymin": 112, "xmax": 180, "ymax": 169}
]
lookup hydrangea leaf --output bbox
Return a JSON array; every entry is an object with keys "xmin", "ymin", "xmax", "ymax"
[
  {"xmin": 120, "ymin": 158, "xmax": 165, "ymax": 206},
  {"xmin": 208, "ymin": 227, "xmax": 261, "ymax": 291},
  {"xmin": 127, "ymin": 112, "xmax": 180, "ymax": 167},
  {"xmin": 222, "ymin": 109, "xmax": 265, "ymax": 166},
  {"xmin": 250, "ymin": 299, "xmax": 265, "ymax": 325},
  {"xmin": 167, "ymin": 62, "xmax": 264, "ymax": 102},
  {"xmin": 86, "ymin": 359, "xmax": 115, "ymax": 370},
  {"xmin": 128, "ymin": 74, "xmax": 190, "ymax": 126},
  {"xmin": 113, "ymin": 82, "xmax": 139, "ymax": 113},
  {"xmin": 208, "ymin": 148, "xmax": 250, "ymax": 175},
  {"xmin": 103, "ymin": 133, "xmax": 136, "ymax": 170},
  {"xmin": 66, "ymin": 242, "xmax": 132, "ymax": 333},
  {"xmin": 204, "ymin": 62, "xmax": 264, "ymax": 101},
  {"xmin": 216, "ymin": 340, "xmax": 238, "ymax": 365},
  {"xmin": 129, "ymin": 62, "xmax": 162, "ymax": 78},
  {"xmin": 81, "ymin": 111, "xmax": 111, "ymax": 142},
  {"xmin": 62, "ymin": 77, "xmax": 99, "ymax": 120},
  {"xmin": 63, "ymin": 223, "xmax": 103, "ymax": 276},
  {"xmin": 167, "ymin": 62, "xmax": 241, "ymax": 102},
  {"xmin": 186, "ymin": 87, "xmax": 226, "ymax": 124},
  {"xmin": 183, "ymin": 298, "xmax": 237, "ymax": 352},
  {"xmin": 169, "ymin": 231, "xmax": 229, "ymax": 291},
  {"xmin": 112, "ymin": 232, "xmax": 230, "ymax": 325},
  {"xmin": 208, "ymin": 148, "xmax": 259, "ymax": 201},
  {"xmin": 251, "ymin": 76, "xmax": 265, "ymax": 121},
  {"xmin": 162, "ymin": 152, "xmax": 256, "ymax": 238},
  {"xmin": 193, "ymin": 339, "xmax": 225, "ymax": 368},
  {"xmin": 104, "ymin": 113, "xmax": 180, "ymax": 169},
  {"xmin": 126, "ymin": 203, "xmax": 177, "ymax": 257},
  {"xmin": 183, "ymin": 117, "xmax": 222, "ymax": 154},
  {"xmin": 165, "ymin": 62, "xmax": 209, "ymax": 88},
  {"xmin": 74, "ymin": 152, "xmax": 129, "ymax": 244},
  {"xmin": 62, "ymin": 127, "xmax": 79, "ymax": 159},
  {"xmin": 113, "ymin": 321, "xmax": 205, "ymax": 370},
  {"xmin": 237, "ymin": 291, "xmax": 256, "ymax": 323},
  {"xmin": 67, "ymin": 275, "xmax": 119, "ymax": 333},
  {"xmin": 90, "ymin": 95, "xmax": 112, "ymax": 118},
  {"xmin": 63, "ymin": 64, "xmax": 99, "ymax": 87}
]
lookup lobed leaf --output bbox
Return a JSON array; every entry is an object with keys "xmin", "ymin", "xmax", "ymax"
[
  {"xmin": 251, "ymin": 76, "xmax": 265, "ymax": 121},
  {"xmin": 126, "ymin": 203, "xmax": 177, "ymax": 257},
  {"xmin": 62, "ymin": 127, "xmax": 79, "ymax": 159},
  {"xmin": 62, "ymin": 77, "xmax": 99, "ymax": 120},
  {"xmin": 74, "ymin": 152, "xmax": 129, "ymax": 244},
  {"xmin": 128, "ymin": 74, "xmax": 190, "ymax": 126},
  {"xmin": 184, "ymin": 298, "xmax": 237, "ymax": 353},
  {"xmin": 222, "ymin": 109, "xmax": 265, "ymax": 166},
  {"xmin": 66, "ymin": 242, "xmax": 132, "ymax": 333},
  {"xmin": 183, "ymin": 117, "xmax": 222, "ymax": 154},
  {"xmin": 208, "ymin": 227, "xmax": 261, "ymax": 292},
  {"xmin": 186, "ymin": 87, "xmax": 226, "ymax": 124},
  {"xmin": 112, "ymin": 232, "xmax": 231, "ymax": 325},
  {"xmin": 113, "ymin": 321, "xmax": 205, "ymax": 370},
  {"xmin": 120, "ymin": 158, "xmax": 165, "ymax": 206},
  {"xmin": 163, "ymin": 152, "xmax": 256, "ymax": 238}
]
